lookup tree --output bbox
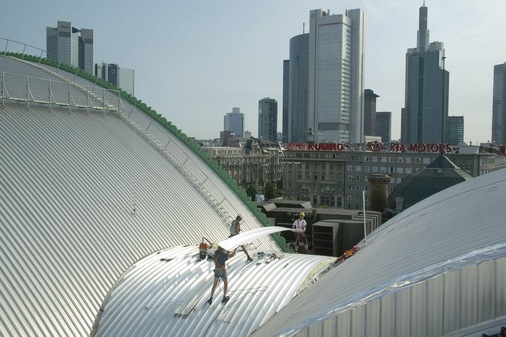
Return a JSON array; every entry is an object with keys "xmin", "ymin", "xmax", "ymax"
[
  {"xmin": 245, "ymin": 184, "xmax": 257, "ymax": 201},
  {"xmin": 264, "ymin": 181, "xmax": 281, "ymax": 200}
]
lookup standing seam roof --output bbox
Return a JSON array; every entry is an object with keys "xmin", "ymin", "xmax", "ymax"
[
  {"xmin": 251, "ymin": 168, "xmax": 506, "ymax": 336},
  {"xmin": 0, "ymin": 55, "xmax": 280, "ymax": 337}
]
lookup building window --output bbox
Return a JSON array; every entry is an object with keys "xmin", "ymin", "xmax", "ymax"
[{"xmin": 321, "ymin": 196, "xmax": 335, "ymax": 207}]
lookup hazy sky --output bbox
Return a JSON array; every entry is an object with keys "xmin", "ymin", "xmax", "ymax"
[{"xmin": 1, "ymin": 0, "xmax": 505, "ymax": 144}]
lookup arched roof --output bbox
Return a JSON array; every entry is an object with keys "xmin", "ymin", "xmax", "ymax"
[
  {"xmin": 93, "ymin": 246, "xmax": 335, "ymax": 337},
  {"xmin": 388, "ymin": 154, "xmax": 473, "ymax": 210},
  {"xmin": 252, "ymin": 167, "xmax": 506, "ymax": 336},
  {"xmin": 2, "ymin": 54, "xmax": 505, "ymax": 337},
  {"xmin": 0, "ymin": 55, "xmax": 281, "ymax": 337}
]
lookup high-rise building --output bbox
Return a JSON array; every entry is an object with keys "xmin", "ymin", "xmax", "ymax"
[
  {"xmin": 447, "ymin": 116, "xmax": 464, "ymax": 145},
  {"xmin": 224, "ymin": 107, "xmax": 244, "ymax": 138},
  {"xmin": 364, "ymin": 89, "xmax": 379, "ymax": 137},
  {"xmin": 258, "ymin": 98, "xmax": 278, "ymax": 141},
  {"xmin": 46, "ymin": 21, "xmax": 94, "ymax": 74},
  {"xmin": 95, "ymin": 62, "xmax": 135, "ymax": 96},
  {"xmin": 286, "ymin": 33, "xmax": 309, "ymax": 143},
  {"xmin": 375, "ymin": 111, "xmax": 392, "ymax": 143},
  {"xmin": 492, "ymin": 62, "xmax": 506, "ymax": 145},
  {"xmin": 282, "ymin": 60, "xmax": 290, "ymax": 144},
  {"xmin": 402, "ymin": 5, "xmax": 449, "ymax": 144},
  {"xmin": 284, "ymin": 9, "xmax": 365, "ymax": 144},
  {"xmin": 308, "ymin": 9, "xmax": 365, "ymax": 144}
]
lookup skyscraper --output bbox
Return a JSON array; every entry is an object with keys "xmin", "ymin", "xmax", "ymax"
[
  {"xmin": 95, "ymin": 62, "xmax": 135, "ymax": 95},
  {"xmin": 282, "ymin": 60, "xmax": 290, "ymax": 144},
  {"xmin": 224, "ymin": 107, "xmax": 244, "ymax": 138},
  {"xmin": 402, "ymin": 5, "xmax": 449, "ymax": 144},
  {"xmin": 283, "ymin": 34, "xmax": 309, "ymax": 143},
  {"xmin": 258, "ymin": 98, "xmax": 278, "ymax": 141},
  {"xmin": 46, "ymin": 21, "xmax": 94, "ymax": 74},
  {"xmin": 286, "ymin": 33, "xmax": 309, "ymax": 143},
  {"xmin": 492, "ymin": 62, "xmax": 506, "ymax": 145},
  {"xmin": 364, "ymin": 89, "xmax": 379, "ymax": 137},
  {"xmin": 308, "ymin": 9, "xmax": 365, "ymax": 144},
  {"xmin": 447, "ymin": 116, "xmax": 464, "ymax": 145},
  {"xmin": 284, "ymin": 9, "xmax": 365, "ymax": 144},
  {"xmin": 375, "ymin": 111, "xmax": 392, "ymax": 143}
]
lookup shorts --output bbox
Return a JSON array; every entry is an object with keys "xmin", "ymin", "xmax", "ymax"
[{"xmin": 214, "ymin": 268, "xmax": 227, "ymax": 281}]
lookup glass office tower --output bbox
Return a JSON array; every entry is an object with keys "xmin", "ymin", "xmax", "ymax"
[
  {"xmin": 46, "ymin": 21, "xmax": 94, "ymax": 74},
  {"xmin": 258, "ymin": 98, "xmax": 278, "ymax": 141},
  {"xmin": 492, "ymin": 63, "xmax": 506, "ymax": 145},
  {"xmin": 402, "ymin": 5, "xmax": 449, "ymax": 144}
]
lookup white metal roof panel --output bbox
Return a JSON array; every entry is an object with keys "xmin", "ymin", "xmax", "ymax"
[
  {"xmin": 0, "ymin": 56, "xmax": 281, "ymax": 337},
  {"xmin": 251, "ymin": 168, "xmax": 506, "ymax": 337},
  {"xmin": 94, "ymin": 246, "xmax": 335, "ymax": 337}
]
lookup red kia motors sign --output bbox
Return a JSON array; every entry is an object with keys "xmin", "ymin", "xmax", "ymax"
[{"xmin": 284, "ymin": 142, "xmax": 453, "ymax": 153}]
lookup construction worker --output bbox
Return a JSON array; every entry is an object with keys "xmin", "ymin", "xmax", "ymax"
[
  {"xmin": 229, "ymin": 214, "xmax": 253, "ymax": 262},
  {"xmin": 207, "ymin": 246, "xmax": 235, "ymax": 304},
  {"xmin": 292, "ymin": 212, "xmax": 308, "ymax": 252}
]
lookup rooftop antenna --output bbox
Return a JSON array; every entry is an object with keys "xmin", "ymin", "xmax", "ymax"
[
  {"xmin": 423, "ymin": 0, "xmax": 426, "ymax": 6},
  {"xmin": 303, "ymin": 22, "xmax": 305, "ymax": 34}
]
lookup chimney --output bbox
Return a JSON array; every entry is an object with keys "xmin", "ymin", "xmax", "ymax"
[{"xmin": 367, "ymin": 174, "xmax": 392, "ymax": 213}]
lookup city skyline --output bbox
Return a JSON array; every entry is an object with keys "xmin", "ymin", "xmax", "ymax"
[{"xmin": 1, "ymin": 0, "xmax": 505, "ymax": 144}]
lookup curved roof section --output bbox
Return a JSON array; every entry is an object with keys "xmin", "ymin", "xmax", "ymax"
[
  {"xmin": 388, "ymin": 155, "xmax": 473, "ymax": 210},
  {"xmin": 94, "ymin": 246, "xmax": 335, "ymax": 337},
  {"xmin": 0, "ymin": 55, "xmax": 281, "ymax": 337},
  {"xmin": 252, "ymin": 168, "xmax": 506, "ymax": 336}
]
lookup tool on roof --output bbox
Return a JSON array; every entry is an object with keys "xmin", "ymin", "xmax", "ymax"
[{"xmin": 199, "ymin": 237, "xmax": 213, "ymax": 260}]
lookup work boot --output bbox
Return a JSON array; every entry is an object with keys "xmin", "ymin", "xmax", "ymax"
[
  {"xmin": 246, "ymin": 257, "xmax": 253, "ymax": 262},
  {"xmin": 222, "ymin": 296, "xmax": 230, "ymax": 303},
  {"xmin": 207, "ymin": 297, "xmax": 213, "ymax": 305}
]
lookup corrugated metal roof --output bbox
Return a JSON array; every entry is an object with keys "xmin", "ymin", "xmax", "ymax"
[
  {"xmin": 251, "ymin": 168, "xmax": 506, "ymax": 337},
  {"xmin": 0, "ymin": 56, "xmax": 281, "ymax": 337},
  {"xmin": 3, "ymin": 54, "xmax": 506, "ymax": 337},
  {"xmin": 94, "ymin": 246, "xmax": 335, "ymax": 337}
]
